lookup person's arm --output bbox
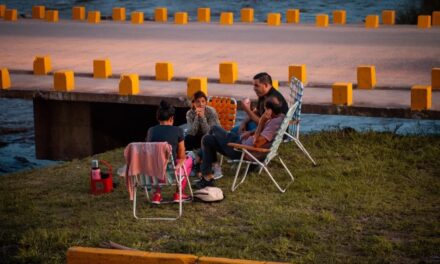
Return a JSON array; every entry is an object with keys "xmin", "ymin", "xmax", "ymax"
[
  {"xmin": 253, "ymin": 110, "xmax": 271, "ymax": 147},
  {"xmin": 186, "ymin": 110, "xmax": 199, "ymax": 136},
  {"xmin": 207, "ymin": 107, "xmax": 221, "ymax": 129},
  {"xmin": 242, "ymin": 99, "xmax": 260, "ymax": 124}
]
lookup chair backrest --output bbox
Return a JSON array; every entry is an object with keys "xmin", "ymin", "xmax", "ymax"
[
  {"xmin": 287, "ymin": 77, "xmax": 304, "ymax": 137},
  {"xmin": 207, "ymin": 96, "xmax": 237, "ymax": 131},
  {"xmin": 264, "ymin": 101, "xmax": 299, "ymax": 163}
]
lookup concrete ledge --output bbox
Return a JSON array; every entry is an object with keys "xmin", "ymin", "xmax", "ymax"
[{"xmin": 67, "ymin": 247, "xmax": 197, "ymax": 264}]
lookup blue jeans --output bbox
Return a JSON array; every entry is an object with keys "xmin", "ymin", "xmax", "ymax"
[
  {"xmin": 201, "ymin": 126, "xmax": 242, "ymax": 175},
  {"xmin": 231, "ymin": 121, "xmax": 258, "ymax": 134}
]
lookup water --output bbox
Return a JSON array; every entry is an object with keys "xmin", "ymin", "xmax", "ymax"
[
  {"xmin": 0, "ymin": 98, "xmax": 439, "ymax": 175},
  {"xmin": 2, "ymin": 0, "xmax": 410, "ymax": 24}
]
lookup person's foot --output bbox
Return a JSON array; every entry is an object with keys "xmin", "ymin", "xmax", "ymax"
[
  {"xmin": 151, "ymin": 192, "xmax": 162, "ymax": 205},
  {"xmin": 213, "ymin": 164, "xmax": 223, "ymax": 180},
  {"xmin": 194, "ymin": 177, "xmax": 215, "ymax": 189},
  {"xmin": 173, "ymin": 192, "xmax": 192, "ymax": 203}
]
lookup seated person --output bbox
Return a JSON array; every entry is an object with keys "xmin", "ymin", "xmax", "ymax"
[
  {"xmin": 146, "ymin": 100, "xmax": 192, "ymax": 204},
  {"xmin": 232, "ymin": 72, "xmax": 289, "ymax": 134},
  {"xmin": 185, "ymin": 91, "xmax": 220, "ymax": 150},
  {"xmin": 196, "ymin": 96, "xmax": 285, "ymax": 189}
]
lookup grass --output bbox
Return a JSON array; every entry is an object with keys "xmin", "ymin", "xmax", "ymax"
[{"xmin": 0, "ymin": 130, "xmax": 439, "ymax": 264}]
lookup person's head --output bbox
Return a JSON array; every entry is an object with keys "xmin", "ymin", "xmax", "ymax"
[
  {"xmin": 156, "ymin": 100, "xmax": 175, "ymax": 124},
  {"xmin": 253, "ymin": 72, "xmax": 273, "ymax": 97},
  {"xmin": 192, "ymin": 91, "xmax": 207, "ymax": 109},
  {"xmin": 264, "ymin": 96, "xmax": 282, "ymax": 117}
]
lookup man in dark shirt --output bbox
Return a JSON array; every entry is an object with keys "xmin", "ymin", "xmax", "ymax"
[{"xmin": 234, "ymin": 72, "xmax": 288, "ymax": 135}]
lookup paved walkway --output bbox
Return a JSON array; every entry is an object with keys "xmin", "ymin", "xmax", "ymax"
[{"xmin": 1, "ymin": 19, "xmax": 439, "ymax": 116}]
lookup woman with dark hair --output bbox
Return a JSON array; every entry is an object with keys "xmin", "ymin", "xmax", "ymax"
[
  {"xmin": 145, "ymin": 100, "xmax": 192, "ymax": 204},
  {"xmin": 185, "ymin": 91, "xmax": 220, "ymax": 150}
]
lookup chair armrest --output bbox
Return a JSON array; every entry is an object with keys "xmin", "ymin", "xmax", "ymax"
[{"xmin": 227, "ymin": 143, "xmax": 271, "ymax": 153}]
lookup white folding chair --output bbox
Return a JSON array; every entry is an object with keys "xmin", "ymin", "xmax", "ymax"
[
  {"xmin": 124, "ymin": 142, "xmax": 193, "ymax": 221},
  {"xmin": 285, "ymin": 77, "xmax": 317, "ymax": 165},
  {"xmin": 227, "ymin": 102, "xmax": 299, "ymax": 193}
]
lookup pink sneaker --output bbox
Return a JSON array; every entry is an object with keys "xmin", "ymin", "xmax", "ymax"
[
  {"xmin": 151, "ymin": 192, "xmax": 162, "ymax": 205},
  {"xmin": 173, "ymin": 192, "xmax": 192, "ymax": 203}
]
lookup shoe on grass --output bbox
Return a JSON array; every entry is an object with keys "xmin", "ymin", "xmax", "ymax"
[
  {"xmin": 194, "ymin": 177, "xmax": 215, "ymax": 189},
  {"xmin": 213, "ymin": 164, "xmax": 223, "ymax": 180},
  {"xmin": 173, "ymin": 192, "xmax": 192, "ymax": 203},
  {"xmin": 151, "ymin": 192, "xmax": 162, "ymax": 205}
]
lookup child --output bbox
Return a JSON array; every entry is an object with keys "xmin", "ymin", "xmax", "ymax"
[{"xmin": 146, "ymin": 100, "xmax": 192, "ymax": 204}]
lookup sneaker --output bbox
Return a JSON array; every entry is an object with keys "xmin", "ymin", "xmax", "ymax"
[
  {"xmin": 173, "ymin": 192, "xmax": 192, "ymax": 203},
  {"xmin": 194, "ymin": 177, "xmax": 215, "ymax": 189},
  {"xmin": 151, "ymin": 192, "xmax": 162, "ymax": 205},
  {"xmin": 213, "ymin": 164, "xmax": 223, "ymax": 180}
]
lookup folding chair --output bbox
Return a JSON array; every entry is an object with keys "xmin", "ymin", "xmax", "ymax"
[
  {"xmin": 124, "ymin": 142, "xmax": 193, "ymax": 220},
  {"xmin": 227, "ymin": 101, "xmax": 299, "ymax": 193},
  {"xmin": 285, "ymin": 77, "xmax": 317, "ymax": 165},
  {"xmin": 207, "ymin": 96, "xmax": 237, "ymax": 165}
]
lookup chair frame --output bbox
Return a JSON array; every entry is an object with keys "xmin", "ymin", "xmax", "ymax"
[
  {"xmin": 285, "ymin": 77, "xmax": 317, "ymax": 165},
  {"xmin": 227, "ymin": 102, "xmax": 299, "ymax": 193},
  {"xmin": 126, "ymin": 143, "xmax": 193, "ymax": 221}
]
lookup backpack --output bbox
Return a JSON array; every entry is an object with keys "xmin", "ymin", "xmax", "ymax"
[{"xmin": 193, "ymin": 187, "xmax": 224, "ymax": 202}]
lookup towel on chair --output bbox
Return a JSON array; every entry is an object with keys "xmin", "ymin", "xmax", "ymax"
[{"xmin": 124, "ymin": 142, "xmax": 172, "ymax": 200}]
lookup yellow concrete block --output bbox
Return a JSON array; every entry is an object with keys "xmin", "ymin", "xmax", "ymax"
[
  {"xmin": 433, "ymin": 11, "xmax": 440, "ymax": 26},
  {"xmin": 382, "ymin": 10, "xmax": 395, "ymax": 25},
  {"xmin": 316, "ymin": 14, "xmax": 329, "ymax": 27},
  {"xmin": 131, "ymin": 12, "xmax": 144, "ymax": 24},
  {"xmin": 175, "ymin": 12, "xmax": 188, "ymax": 25},
  {"xmin": 411, "ymin": 85, "xmax": 432, "ymax": 110},
  {"xmin": 33, "ymin": 56, "xmax": 51, "ymax": 75},
  {"xmin": 54, "ymin": 71, "xmax": 75, "ymax": 92},
  {"xmin": 241, "ymin": 8, "xmax": 254, "ymax": 23},
  {"xmin": 72, "ymin": 6, "xmax": 85, "ymax": 21},
  {"xmin": 332, "ymin": 10, "xmax": 346, "ymax": 25},
  {"xmin": 357, "ymin": 65, "xmax": 376, "ymax": 89},
  {"xmin": 365, "ymin": 15, "xmax": 379, "ymax": 28},
  {"xmin": 288, "ymin": 65, "xmax": 307, "ymax": 84},
  {"xmin": 0, "ymin": 68, "xmax": 11, "ymax": 90},
  {"xmin": 119, "ymin": 74, "xmax": 139, "ymax": 95},
  {"xmin": 332, "ymin": 83, "xmax": 353, "ymax": 106},
  {"xmin": 220, "ymin": 12, "xmax": 233, "ymax": 25},
  {"xmin": 5, "ymin": 9, "xmax": 17, "ymax": 21},
  {"xmin": 187, "ymin": 77, "xmax": 208, "ymax": 98},
  {"xmin": 219, "ymin": 62, "xmax": 238, "ymax": 84},
  {"xmin": 198, "ymin": 8, "xmax": 210, "ymax": 23},
  {"xmin": 112, "ymin": 7, "xmax": 126, "ymax": 21},
  {"xmin": 418, "ymin": 15, "xmax": 431, "ymax": 28},
  {"xmin": 155, "ymin": 62, "xmax": 174, "ymax": 81},
  {"xmin": 267, "ymin": 13, "xmax": 281, "ymax": 26},
  {"xmin": 87, "ymin": 11, "xmax": 100, "ymax": 24},
  {"xmin": 286, "ymin": 9, "xmax": 300, "ymax": 24},
  {"xmin": 272, "ymin": 80, "xmax": 279, "ymax": 90},
  {"xmin": 432, "ymin": 68, "xmax": 440, "ymax": 90},
  {"xmin": 0, "ymin": 5, "xmax": 5, "ymax": 18},
  {"xmin": 67, "ymin": 247, "xmax": 198, "ymax": 264},
  {"xmin": 46, "ymin": 10, "xmax": 59, "ymax": 23},
  {"xmin": 155, "ymin": 7, "xmax": 167, "ymax": 22},
  {"xmin": 93, "ymin": 59, "xmax": 112, "ymax": 79},
  {"xmin": 32, "ymin": 6, "xmax": 45, "ymax": 19}
]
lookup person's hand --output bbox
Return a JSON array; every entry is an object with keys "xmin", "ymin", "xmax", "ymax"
[
  {"xmin": 240, "ymin": 131, "xmax": 252, "ymax": 140},
  {"xmin": 196, "ymin": 107, "xmax": 205, "ymax": 118},
  {"xmin": 241, "ymin": 98, "xmax": 251, "ymax": 111},
  {"xmin": 261, "ymin": 109, "xmax": 272, "ymax": 122}
]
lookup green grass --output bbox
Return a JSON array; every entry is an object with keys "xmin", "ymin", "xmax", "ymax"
[{"xmin": 0, "ymin": 130, "xmax": 439, "ymax": 264}]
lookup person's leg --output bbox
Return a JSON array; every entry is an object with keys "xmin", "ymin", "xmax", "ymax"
[
  {"xmin": 184, "ymin": 134, "xmax": 202, "ymax": 150},
  {"xmin": 246, "ymin": 121, "xmax": 258, "ymax": 132},
  {"xmin": 200, "ymin": 134, "xmax": 219, "ymax": 177}
]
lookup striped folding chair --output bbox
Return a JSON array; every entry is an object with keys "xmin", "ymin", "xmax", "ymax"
[
  {"xmin": 227, "ymin": 102, "xmax": 299, "ymax": 193},
  {"xmin": 285, "ymin": 77, "xmax": 317, "ymax": 165}
]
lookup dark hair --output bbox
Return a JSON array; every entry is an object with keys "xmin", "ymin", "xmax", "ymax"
[
  {"xmin": 156, "ymin": 100, "xmax": 175, "ymax": 121},
  {"xmin": 265, "ymin": 96, "xmax": 282, "ymax": 115},
  {"xmin": 192, "ymin": 91, "xmax": 207, "ymax": 102},
  {"xmin": 253, "ymin": 72, "xmax": 273, "ymax": 86}
]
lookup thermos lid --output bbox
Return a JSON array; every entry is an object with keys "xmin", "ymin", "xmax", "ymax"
[{"xmin": 91, "ymin": 160, "xmax": 99, "ymax": 168}]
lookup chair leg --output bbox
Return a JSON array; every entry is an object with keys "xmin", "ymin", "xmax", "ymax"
[
  {"xmin": 231, "ymin": 152, "xmax": 251, "ymax": 192},
  {"xmin": 285, "ymin": 132, "xmax": 317, "ymax": 166},
  {"xmin": 260, "ymin": 158, "xmax": 295, "ymax": 193}
]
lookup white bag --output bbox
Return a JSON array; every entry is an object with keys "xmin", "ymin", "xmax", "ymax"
[{"xmin": 193, "ymin": 187, "xmax": 224, "ymax": 202}]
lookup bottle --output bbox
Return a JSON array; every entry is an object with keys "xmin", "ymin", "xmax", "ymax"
[{"xmin": 91, "ymin": 160, "xmax": 101, "ymax": 180}]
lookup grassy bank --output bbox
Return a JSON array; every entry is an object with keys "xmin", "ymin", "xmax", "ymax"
[{"xmin": 0, "ymin": 130, "xmax": 439, "ymax": 264}]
